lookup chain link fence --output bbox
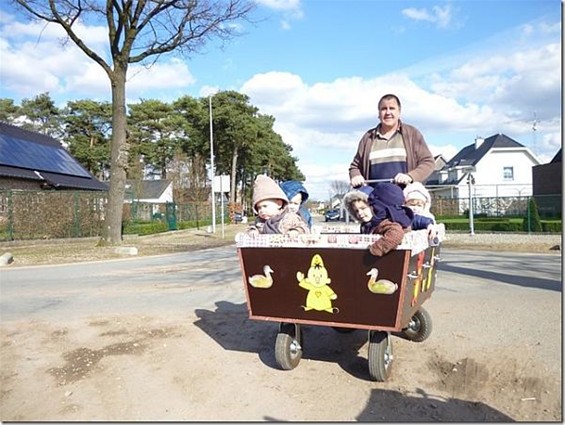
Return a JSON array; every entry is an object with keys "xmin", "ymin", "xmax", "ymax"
[{"xmin": 0, "ymin": 190, "xmax": 561, "ymax": 241}]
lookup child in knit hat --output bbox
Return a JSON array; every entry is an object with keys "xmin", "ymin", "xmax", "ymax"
[
  {"xmin": 246, "ymin": 175, "xmax": 310, "ymax": 235},
  {"xmin": 343, "ymin": 182, "xmax": 414, "ymax": 257},
  {"xmin": 403, "ymin": 182, "xmax": 438, "ymax": 242},
  {"xmin": 279, "ymin": 180, "xmax": 313, "ymax": 229}
]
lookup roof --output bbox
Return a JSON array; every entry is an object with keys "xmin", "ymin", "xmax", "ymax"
[
  {"xmin": 443, "ymin": 134, "xmax": 526, "ymax": 169},
  {"xmin": 125, "ymin": 179, "xmax": 172, "ymax": 200},
  {"xmin": 0, "ymin": 122, "xmax": 108, "ymax": 191},
  {"xmin": 550, "ymin": 148, "xmax": 561, "ymax": 163}
]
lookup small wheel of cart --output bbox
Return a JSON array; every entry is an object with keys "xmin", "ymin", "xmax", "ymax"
[
  {"xmin": 401, "ymin": 307, "xmax": 432, "ymax": 342},
  {"xmin": 275, "ymin": 323, "xmax": 302, "ymax": 370},
  {"xmin": 368, "ymin": 330, "xmax": 393, "ymax": 382}
]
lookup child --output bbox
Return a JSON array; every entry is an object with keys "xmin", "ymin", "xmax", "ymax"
[
  {"xmin": 279, "ymin": 180, "xmax": 313, "ymax": 229},
  {"xmin": 343, "ymin": 182, "xmax": 414, "ymax": 256},
  {"xmin": 246, "ymin": 175, "xmax": 310, "ymax": 235},
  {"xmin": 403, "ymin": 182, "xmax": 438, "ymax": 242}
]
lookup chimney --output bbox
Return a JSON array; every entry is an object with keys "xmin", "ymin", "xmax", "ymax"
[{"xmin": 475, "ymin": 136, "xmax": 484, "ymax": 149}]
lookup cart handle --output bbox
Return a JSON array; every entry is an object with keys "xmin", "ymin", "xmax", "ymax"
[{"xmin": 363, "ymin": 179, "xmax": 394, "ymax": 184}]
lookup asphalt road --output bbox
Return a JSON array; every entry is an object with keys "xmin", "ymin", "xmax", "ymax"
[{"xmin": 1, "ymin": 244, "xmax": 560, "ymax": 322}]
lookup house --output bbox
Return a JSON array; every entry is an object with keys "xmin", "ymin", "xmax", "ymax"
[
  {"xmin": 532, "ymin": 148, "xmax": 562, "ymax": 217},
  {"xmin": 125, "ymin": 179, "xmax": 173, "ymax": 204},
  {"xmin": 429, "ymin": 134, "xmax": 540, "ymax": 214},
  {"xmin": 0, "ymin": 122, "xmax": 108, "ymax": 191},
  {"xmin": 124, "ymin": 179, "xmax": 174, "ymax": 220},
  {"xmin": 431, "ymin": 133, "xmax": 539, "ymax": 197},
  {"xmin": 424, "ymin": 154, "xmax": 449, "ymax": 185}
]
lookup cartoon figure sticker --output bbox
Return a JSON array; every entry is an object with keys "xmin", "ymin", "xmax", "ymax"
[
  {"xmin": 424, "ymin": 247, "xmax": 436, "ymax": 291},
  {"xmin": 411, "ymin": 251, "xmax": 426, "ymax": 306},
  {"xmin": 366, "ymin": 268, "xmax": 398, "ymax": 295},
  {"xmin": 297, "ymin": 254, "xmax": 338, "ymax": 313},
  {"xmin": 248, "ymin": 265, "xmax": 274, "ymax": 288}
]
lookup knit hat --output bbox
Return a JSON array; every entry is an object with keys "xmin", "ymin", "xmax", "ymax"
[
  {"xmin": 252, "ymin": 175, "xmax": 289, "ymax": 213},
  {"xmin": 343, "ymin": 185, "xmax": 373, "ymax": 218},
  {"xmin": 368, "ymin": 182, "xmax": 414, "ymax": 228},
  {"xmin": 403, "ymin": 182, "xmax": 431, "ymax": 205},
  {"xmin": 279, "ymin": 180, "xmax": 309, "ymax": 204}
]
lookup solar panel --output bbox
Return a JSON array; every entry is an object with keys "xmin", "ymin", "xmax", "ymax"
[{"xmin": 0, "ymin": 134, "xmax": 91, "ymax": 178}]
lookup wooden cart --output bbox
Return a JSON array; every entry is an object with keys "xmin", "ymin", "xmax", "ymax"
[{"xmin": 236, "ymin": 224, "xmax": 444, "ymax": 381}]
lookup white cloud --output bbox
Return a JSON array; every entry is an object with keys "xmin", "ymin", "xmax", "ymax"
[
  {"xmin": 255, "ymin": 0, "xmax": 304, "ymax": 29},
  {"xmin": 401, "ymin": 4, "xmax": 455, "ymax": 29}
]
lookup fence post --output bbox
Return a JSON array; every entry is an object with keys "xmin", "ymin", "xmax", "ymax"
[
  {"xmin": 7, "ymin": 191, "xmax": 14, "ymax": 240},
  {"xmin": 73, "ymin": 191, "xmax": 81, "ymax": 237},
  {"xmin": 527, "ymin": 197, "xmax": 531, "ymax": 234}
]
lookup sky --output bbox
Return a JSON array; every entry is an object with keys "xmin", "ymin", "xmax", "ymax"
[{"xmin": 0, "ymin": 0, "xmax": 562, "ymax": 201}]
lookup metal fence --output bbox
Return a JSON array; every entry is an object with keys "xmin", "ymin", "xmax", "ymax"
[{"xmin": 0, "ymin": 190, "xmax": 561, "ymax": 241}]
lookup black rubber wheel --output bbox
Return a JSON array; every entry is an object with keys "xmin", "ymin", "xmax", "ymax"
[
  {"xmin": 401, "ymin": 307, "xmax": 433, "ymax": 342},
  {"xmin": 368, "ymin": 331, "xmax": 393, "ymax": 382},
  {"xmin": 275, "ymin": 323, "xmax": 302, "ymax": 370}
]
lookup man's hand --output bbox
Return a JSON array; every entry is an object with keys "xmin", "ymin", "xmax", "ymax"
[
  {"xmin": 351, "ymin": 175, "xmax": 365, "ymax": 188},
  {"xmin": 394, "ymin": 173, "xmax": 413, "ymax": 185}
]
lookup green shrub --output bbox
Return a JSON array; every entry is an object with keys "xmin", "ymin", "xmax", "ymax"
[
  {"xmin": 522, "ymin": 198, "xmax": 543, "ymax": 232},
  {"xmin": 542, "ymin": 221, "xmax": 562, "ymax": 233},
  {"xmin": 123, "ymin": 221, "xmax": 168, "ymax": 236}
]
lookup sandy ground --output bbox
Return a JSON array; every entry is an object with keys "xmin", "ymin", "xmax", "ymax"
[
  {"xmin": 0, "ymin": 226, "xmax": 562, "ymax": 421},
  {"xmin": 1, "ymin": 306, "xmax": 561, "ymax": 421}
]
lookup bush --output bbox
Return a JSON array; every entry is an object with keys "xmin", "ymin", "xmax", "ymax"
[
  {"xmin": 542, "ymin": 221, "xmax": 562, "ymax": 233},
  {"xmin": 123, "ymin": 221, "xmax": 168, "ymax": 236},
  {"xmin": 522, "ymin": 198, "xmax": 543, "ymax": 232}
]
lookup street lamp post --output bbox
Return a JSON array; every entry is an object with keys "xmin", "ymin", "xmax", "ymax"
[
  {"xmin": 467, "ymin": 172, "xmax": 475, "ymax": 236},
  {"xmin": 209, "ymin": 95, "xmax": 216, "ymax": 233}
]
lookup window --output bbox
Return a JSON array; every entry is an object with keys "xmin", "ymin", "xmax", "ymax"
[{"xmin": 503, "ymin": 166, "xmax": 514, "ymax": 181}]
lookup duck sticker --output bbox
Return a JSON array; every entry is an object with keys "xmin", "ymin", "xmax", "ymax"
[
  {"xmin": 297, "ymin": 254, "xmax": 338, "ymax": 313},
  {"xmin": 248, "ymin": 265, "xmax": 274, "ymax": 288},
  {"xmin": 366, "ymin": 268, "xmax": 398, "ymax": 295}
]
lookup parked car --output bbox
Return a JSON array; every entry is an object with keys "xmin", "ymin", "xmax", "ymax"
[{"xmin": 324, "ymin": 209, "xmax": 341, "ymax": 222}]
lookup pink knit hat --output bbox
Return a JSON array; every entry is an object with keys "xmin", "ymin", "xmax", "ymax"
[{"xmin": 252, "ymin": 175, "xmax": 289, "ymax": 213}]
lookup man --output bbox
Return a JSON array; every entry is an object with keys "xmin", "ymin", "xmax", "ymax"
[{"xmin": 349, "ymin": 94, "xmax": 435, "ymax": 188}]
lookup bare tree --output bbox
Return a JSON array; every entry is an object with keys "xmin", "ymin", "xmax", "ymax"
[
  {"xmin": 329, "ymin": 180, "xmax": 350, "ymax": 198},
  {"xmin": 13, "ymin": 0, "xmax": 255, "ymax": 245}
]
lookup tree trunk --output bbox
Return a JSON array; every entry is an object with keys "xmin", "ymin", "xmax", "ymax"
[{"xmin": 101, "ymin": 69, "xmax": 128, "ymax": 245}]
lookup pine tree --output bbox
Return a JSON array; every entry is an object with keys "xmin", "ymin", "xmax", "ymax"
[{"xmin": 522, "ymin": 197, "xmax": 543, "ymax": 232}]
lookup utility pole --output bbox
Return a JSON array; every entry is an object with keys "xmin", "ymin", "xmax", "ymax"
[{"xmin": 209, "ymin": 95, "xmax": 216, "ymax": 233}]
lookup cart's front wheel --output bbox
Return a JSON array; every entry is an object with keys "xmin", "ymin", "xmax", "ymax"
[
  {"xmin": 368, "ymin": 331, "xmax": 393, "ymax": 382},
  {"xmin": 275, "ymin": 323, "xmax": 302, "ymax": 370},
  {"xmin": 401, "ymin": 307, "xmax": 432, "ymax": 342}
]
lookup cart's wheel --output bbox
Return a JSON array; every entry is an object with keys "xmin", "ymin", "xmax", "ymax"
[
  {"xmin": 368, "ymin": 331, "xmax": 393, "ymax": 382},
  {"xmin": 401, "ymin": 307, "xmax": 432, "ymax": 342},
  {"xmin": 332, "ymin": 326, "xmax": 355, "ymax": 333},
  {"xmin": 275, "ymin": 323, "xmax": 302, "ymax": 370}
]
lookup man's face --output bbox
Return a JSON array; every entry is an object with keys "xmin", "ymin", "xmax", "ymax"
[
  {"xmin": 378, "ymin": 98, "xmax": 400, "ymax": 130},
  {"xmin": 288, "ymin": 193, "xmax": 302, "ymax": 213},
  {"xmin": 352, "ymin": 201, "xmax": 373, "ymax": 222},
  {"xmin": 255, "ymin": 199, "xmax": 283, "ymax": 220}
]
